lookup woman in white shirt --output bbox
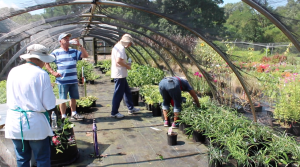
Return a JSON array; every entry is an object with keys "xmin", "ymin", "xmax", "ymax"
[{"xmin": 5, "ymin": 44, "xmax": 56, "ymax": 167}]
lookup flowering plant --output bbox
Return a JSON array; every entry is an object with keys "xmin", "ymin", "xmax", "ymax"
[
  {"xmin": 52, "ymin": 117, "xmax": 76, "ymax": 154},
  {"xmin": 190, "ymin": 71, "xmax": 211, "ymax": 95}
]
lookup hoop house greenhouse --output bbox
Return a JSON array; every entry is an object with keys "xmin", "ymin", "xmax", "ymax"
[{"xmin": 1, "ymin": 0, "xmax": 300, "ymax": 166}]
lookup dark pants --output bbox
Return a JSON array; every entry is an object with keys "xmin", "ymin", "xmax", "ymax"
[
  {"xmin": 111, "ymin": 78, "xmax": 134, "ymax": 115},
  {"xmin": 159, "ymin": 78, "xmax": 182, "ymax": 112},
  {"xmin": 12, "ymin": 137, "xmax": 51, "ymax": 167}
]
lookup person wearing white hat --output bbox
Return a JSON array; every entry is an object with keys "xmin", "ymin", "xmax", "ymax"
[
  {"xmin": 110, "ymin": 34, "xmax": 140, "ymax": 118},
  {"xmin": 5, "ymin": 44, "xmax": 56, "ymax": 167},
  {"xmin": 45, "ymin": 33, "xmax": 88, "ymax": 120}
]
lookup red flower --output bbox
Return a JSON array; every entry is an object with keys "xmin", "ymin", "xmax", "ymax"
[
  {"xmin": 194, "ymin": 72, "xmax": 199, "ymax": 76},
  {"xmin": 213, "ymin": 79, "xmax": 217, "ymax": 83},
  {"xmin": 52, "ymin": 136, "xmax": 61, "ymax": 146}
]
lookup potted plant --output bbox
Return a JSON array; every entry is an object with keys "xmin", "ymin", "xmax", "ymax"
[
  {"xmin": 99, "ymin": 59, "xmax": 111, "ymax": 74},
  {"xmin": 51, "ymin": 117, "xmax": 79, "ymax": 165},
  {"xmin": 208, "ymin": 145, "xmax": 225, "ymax": 167},
  {"xmin": 86, "ymin": 95, "xmax": 98, "ymax": 107},
  {"xmin": 86, "ymin": 72, "xmax": 100, "ymax": 84},
  {"xmin": 76, "ymin": 97, "xmax": 93, "ymax": 112}
]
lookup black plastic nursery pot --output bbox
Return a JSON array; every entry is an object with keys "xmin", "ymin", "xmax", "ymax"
[
  {"xmin": 99, "ymin": 67, "xmax": 105, "ymax": 71},
  {"xmin": 255, "ymin": 105, "xmax": 263, "ymax": 112},
  {"xmin": 151, "ymin": 103, "xmax": 161, "ymax": 117},
  {"xmin": 179, "ymin": 123, "xmax": 184, "ymax": 131},
  {"xmin": 130, "ymin": 88, "xmax": 139, "ymax": 106},
  {"xmin": 182, "ymin": 123, "xmax": 192, "ymax": 135},
  {"xmin": 167, "ymin": 132, "xmax": 178, "ymax": 146},
  {"xmin": 89, "ymin": 80, "xmax": 95, "ymax": 84},
  {"xmin": 51, "ymin": 128, "xmax": 79, "ymax": 166},
  {"xmin": 192, "ymin": 130, "xmax": 206, "ymax": 143},
  {"xmin": 147, "ymin": 104, "xmax": 152, "ymax": 111},
  {"xmin": 292, "ymin": 122, "xmax": 300, "ymax": 136},
  {"xmin": 91, "ymin": 100, "xmax": 96, "ymax": 107},
  {"xmin": 209, "ymin": 158, "xmax": 222, "ymax": 167}
]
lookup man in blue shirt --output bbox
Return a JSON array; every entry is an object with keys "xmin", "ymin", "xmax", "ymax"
[{"xmin": 45, "ymin": 33, "xmax": 89, "ymax": 120}]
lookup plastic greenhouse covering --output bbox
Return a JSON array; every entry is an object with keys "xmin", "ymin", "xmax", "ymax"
[{"xmin": 1, "ymin": 0, "xmax": 300, "ymax": 121}]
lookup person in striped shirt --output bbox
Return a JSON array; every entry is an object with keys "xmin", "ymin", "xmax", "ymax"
[{"xmin": 45, "ymin": 33, "xmax": 89, "ymax": 120}]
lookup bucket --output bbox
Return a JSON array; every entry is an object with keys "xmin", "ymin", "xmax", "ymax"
[{"xmin": 167, "ymin": 132, "xmax": 178, "ymax": 146}]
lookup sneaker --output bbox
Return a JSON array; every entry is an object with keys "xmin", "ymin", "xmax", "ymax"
[
  {"xmin": 71, "ymin": 113, "xmax": 84, "ymax": 120},
  {"xmin": 111, "ymin": 113, "xmax": 125, "ymax": 118},
  {"xmin": 172, "ymin": 122, "xmax": 179, "ymax": 129},
  {"xmin": 128, "ymin": 108, "xmax": 140, "ymax": 114},
  {"xmin": 164, "ymin": 120, "xmax": 169, "ymax": 127}
]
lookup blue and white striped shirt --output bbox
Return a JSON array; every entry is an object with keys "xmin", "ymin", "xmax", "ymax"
[{"xmin": 51, "ymin": 48, "xmax": 82, "ymax": 85}]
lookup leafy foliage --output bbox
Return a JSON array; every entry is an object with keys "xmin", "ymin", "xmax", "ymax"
[
  {"xmin": 0, "ymin": 80, "xmax": 7, "ymax": 104},
  {"xmin": 127, "ymin": 63, "xmax": 165, "ymax": 88}
]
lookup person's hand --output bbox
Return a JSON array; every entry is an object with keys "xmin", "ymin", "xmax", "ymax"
[
  {"xmin": 126, "ymin": 63, "xmax": 132, "ymax": 70},
  {"xmin": 52, "ymin": 71, "xmax": 62, "ymax": 78}
]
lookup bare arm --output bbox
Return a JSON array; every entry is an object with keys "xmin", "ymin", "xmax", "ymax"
[
  {"xmin": 45, "ymin": 63, "xmax": 61, "ymax": 78},
  {"xmin": 72, "ymin": 38, "xmax": 88, "ymax": 58},
  {"xmin": 188, "ymin": 90, "xmax": 200, "ymax": 107},
  {"xmin": 79, "ymin": 46, "xmax": 89, "ymax": 58},
  {"xmin": 116, "ymin": 57, "xmax": 131, "ymax": 70}
]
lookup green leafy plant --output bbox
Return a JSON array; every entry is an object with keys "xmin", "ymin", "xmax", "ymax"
[
  {"xmin": 52, "ymin": 117, "xmax": 76, "ymax": 154},
  {"xmin": 99, "ymin": 59, "xmax": 111, "ymax": 73},
  {"xmin": 76, "ymin": 97, "xmax": 93, "ymax": 107},
  {"xmin": 87, "ymin": 72, "xmax": 100, "ymax": 81},
  {"xmin": 208, "ymin": 145, "xmax": 226, "ymax": 166},
  {"xmin": 76, "ymin": 60, "xmax": 94, "ymax": 80},
  {"xmin": 0, "ymin": 80, "xmax": 6, "ymax": 104},
  {"xmin": 127, "ymin": 63, "xmax": 165, "ymax": 88}
]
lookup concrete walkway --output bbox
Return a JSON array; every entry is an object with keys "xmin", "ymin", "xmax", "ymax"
[{"xmin": 69, "ymin": 69, "xmax": 209, "ymax": 167}]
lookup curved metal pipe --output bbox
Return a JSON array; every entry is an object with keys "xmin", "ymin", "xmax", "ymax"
[
  {"xmin": 97, "ymin": 0, "xmax": 257, "ymax": 122},
  {"xmin": 243, "ymin": 0, "xmax": 300, "ymax": 52}
]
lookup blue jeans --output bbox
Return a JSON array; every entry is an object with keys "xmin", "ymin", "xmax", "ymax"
[
  {"xmin": 111, "ymin": 78, "xmax": 134, "ymax": 115},
  {"xmin": 58, "ymin": 83, "xmax": 79, "ymax": 99},
  {"xmin": 12, "ymin": 137, "xmax": 51, "ymax": 167},
  {"xmin": 159, "ymin": 78, "xmax": 182, "ymax": 112}
]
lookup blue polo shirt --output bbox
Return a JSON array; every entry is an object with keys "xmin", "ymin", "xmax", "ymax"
[{"xmin": 51, "ymin": 48, "xmax": 82, "ymax": 85}]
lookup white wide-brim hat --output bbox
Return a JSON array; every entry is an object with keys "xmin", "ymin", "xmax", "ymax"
[
  {"xmin": 120, "ymin": 34, "xmax": 134, "ymax": 45},
  {"xmin": 20, "ymin": 44, "xmax": 55, "ymax": 63}
]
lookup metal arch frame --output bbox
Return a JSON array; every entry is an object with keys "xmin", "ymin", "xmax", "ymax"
[
  {"xmin": 242, "ymin": 0, "xmax": 300, "ymax": 52},
  {"xmin": 84, "ymin": 22, "xmax": 173, "ymax": 71},
  {"xmin": 0, "ymin": 9, "xmax": 91, "ymax": 43},
  {"xmin": 0, "ymin": 27, "xmax": 83, "ymax": 78},
  {"xmin": 90, "ymin": 25, "xmax": 174, "ymax": 75},
  {"xmin": 79, "ymin": 21, "xmax": 189, "ymax": 82},
  {"xmin": 92, "ymin": 25, "xmax": 161, "ymax": 69},
  {"xmin": 92, "ymin": 21, "xmax": 199, "ymax": 89},
  {"xmin": 0, "ymin": 20, "xmax": 152, "ymax": 72},
  {"xmin": 0, "ymin": 22, "xmax": 86, "ymax": 57},
  {"xmin": 97, "ymin": 0, "xmax": 257, "ymax": 122},
  {"xmin": 0, "ymin": 0, "xmax": 93, "ymax": 21},
  {"xmin": 2, "ymin": 2, "xmax": 212, "ymax": 95},
  {"xmin": 0, "ymin": 0, "xmax": 257, "ymax": 121},
  {"xmin": 86, "ymin": 34, "xmax": 140, "ymax": 64},
  {"xmin": 88, "ymin": 14, "xmax": 216, "ymax": 97},
  {"xmin": 88, "ymin": 31, "xmax": 144, "ymax": 64}
]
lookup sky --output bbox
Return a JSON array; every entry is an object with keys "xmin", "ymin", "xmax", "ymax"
[{"xmin": 220, "ymin": 0, "xmax": 241, "ymax": 7}]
